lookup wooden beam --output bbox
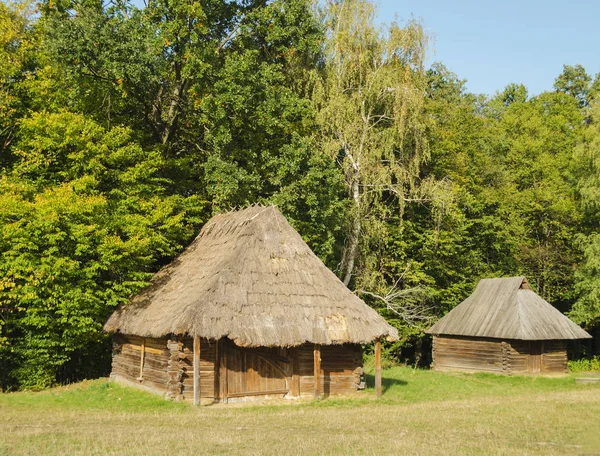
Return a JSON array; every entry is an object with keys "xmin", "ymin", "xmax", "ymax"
[
  {"xmin": 375, "ymin": 339, "xmax": 382, "ymax": 398},
  {"xmin": 193, "ymin": 335, "xmax": 201, "ymax": 406},
  {"xmin": 137, "ymin": 338, "xmax": 145, "ymax": 382},
  {"xmin": 227, "ymin": 389, "xmax": 289, "ymax": 398},
  {"xmin": 314, "ymin": 344, "xmax": 321, "ymax": 399}
]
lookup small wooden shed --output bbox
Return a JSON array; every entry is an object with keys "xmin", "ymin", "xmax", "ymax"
[
  {"xmin": 104, "ymin": 206, "xmax": 397, "ymax": 403},
  {"xmin": 426, "ymin": 277, "xmax": 591, "ymax": 374}
]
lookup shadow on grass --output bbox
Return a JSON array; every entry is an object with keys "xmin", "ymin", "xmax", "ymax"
[{"xmin": 364, "ymin": 372, "xmax": 407, "ymax": 394}]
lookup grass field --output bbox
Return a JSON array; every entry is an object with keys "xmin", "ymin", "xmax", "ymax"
[{"xmin": 1, "ymin": 367, "xmax": 599, "ymax": 455}]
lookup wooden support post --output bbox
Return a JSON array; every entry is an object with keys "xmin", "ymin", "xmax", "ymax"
[
  {"xmin": 314, "ymin": 344, "xmax": 321, "ymax": 399},
  {"xmin": 193, "ymin": 335, "xmax": 201, "ymax": 406},
  {"xmin": 219, "ymin": 339, "xmax": 228, "ymax": 403},
  {"xmin": 291, "ymin": 349, "xmax": 300, "ymax": 397},
  {"xmin": 375, "ymin": 339, "xmax": 382, "ymax": 398},
  {"xmin": 137, "ymin": 338, "xmax": 145, "ymax": 382},
  {"xmin": 214, "ymin": 339, "xmax": 220, "ymax": 402}
]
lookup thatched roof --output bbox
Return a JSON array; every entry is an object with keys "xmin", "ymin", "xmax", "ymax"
[
  {"xmin": 104, "ymin": 206, "xmax": 398, "ymax": 347},
  {"xmin": 426, "ymin": 276, "xmax": 591, "ymax": 340}
]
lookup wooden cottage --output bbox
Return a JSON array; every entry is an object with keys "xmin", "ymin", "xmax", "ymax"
[
  {"xmin": 104, "ymin": 206, "xmax": 397, "ymax": 403},
  {"xmin": 426, "ymin": 277, "xmax": 591, "ymax": 374}
]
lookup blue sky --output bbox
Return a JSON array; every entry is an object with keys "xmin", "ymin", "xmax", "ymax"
[{"xmin": 377, "ymin": 0, "xmax": 600, "ymax": 96}]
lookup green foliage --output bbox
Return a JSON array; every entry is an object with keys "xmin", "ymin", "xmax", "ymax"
[
  {"xmin": 0, "ymin": 0, "xmax": 38, "ymax": 160},
  {"xmin": 0, "ymin": 111, "xmax": 203, "ymax": 389},
  {"xmin": 554, "ymin": 64, "xmax": 599, "ymax": 107},
  {"xmin": 492, "ymin": 91, "xmax": 584, "ymax": 307},
  {"xmin": 568, "ymin": 356, "xmax": 600, "ymax": 373},
  {"xmin": 570, "ymin": 103, "xmax": 600, "ymax": 329}
]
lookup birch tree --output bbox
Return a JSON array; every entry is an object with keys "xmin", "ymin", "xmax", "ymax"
[{"xmin": 317, "ymin": 0, "xmax": 430, "ymax": 286}]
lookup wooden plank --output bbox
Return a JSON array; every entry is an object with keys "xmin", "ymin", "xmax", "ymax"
[
  {"xmin": 314, "ymin": 345, "xmax": 321, "ymax": 399},
  {"xmin": 193, "ymin": 335, "xmax": 200, "ymax": 406},
  {"xmin": 375, "ymin": 339, "xmax": 382, "ymax": 398}
]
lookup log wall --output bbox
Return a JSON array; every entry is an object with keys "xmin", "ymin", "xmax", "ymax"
[
  {"xmin": 432, "ymin": 336, "xmax": 569, "ymax": 375},
  {"xmin": 432, "ymin": 335, "xmax": 504, "ymax": 373},
  {"xmin": 180, "ymin": 337, "xmax": 217, "ymax": 401},
  {"xmin": 506, "ymin": 340, "xmax": 567, "ymax": 374},
  {"xmin": 111, "ymin": 334, "xmax": 217, "ymax": 401},
  {"xmin": 111, "ymin": 334, "xmax": 170, "ymax": 394},
  {"xmin": 541, "ymin": 340, "xmax": 568, "ymax": 373},
  {"xmin": 297, "ymin": 344, "xmax": 363, "ymax": 397},
  {"xmin": 111, "ymin": 336, "xmax": 364, "ymax": 401},
  {"xmin": 504, "ymin": 340, "xmax": 529, "ymax": 374}
]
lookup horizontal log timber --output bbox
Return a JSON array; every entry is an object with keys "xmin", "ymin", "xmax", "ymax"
[
  {"xmin": 226, "ymin": 389, "xmax": 289, "ymax": 398},
  {"xmin": 115, "ymin": 351, "xmax": 169, "ymax": 369},
  {"xmin": 122, "ymin": 344, "xmax": 166, "ymax": 356},
  {"xmin": 113, "ymin": 362, "xmax": 169, "ymax": 383},
  {"xmin": 112, "ymin": 370, "xmax": 168, "ymax": 391}
]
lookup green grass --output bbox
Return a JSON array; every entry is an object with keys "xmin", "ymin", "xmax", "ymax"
[
  {"xmin": 1, "ymin": 367, "xmax": 599, "ymax": 455},
  {"xmin": 0, "ymin": 379, "xmax": 188, "ymax": 412}
]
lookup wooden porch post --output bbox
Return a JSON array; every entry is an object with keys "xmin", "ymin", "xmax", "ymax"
[
  {"xmin": 314, "ymin": 344, "xmax": 321, "ymax": 399},
  {"xmin": 375, "ymin": 339, "xmax": 382, "ymax": 398},
  {"xmin": 193, "ymin": 335, "xmax": 201, "ymax": 406},
  {"xmin": 137, "ymin": 338, "xmax": 145, "ymax": 382}
]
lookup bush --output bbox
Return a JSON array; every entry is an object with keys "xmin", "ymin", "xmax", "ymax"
[{"xmin": 568, "ymin": 356, "xmax": 600, "ymax": 373}]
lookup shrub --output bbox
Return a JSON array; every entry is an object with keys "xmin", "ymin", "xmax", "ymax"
[{"xmin": 568, "ymin": 356, "xmax": 600, "ymax": 373}]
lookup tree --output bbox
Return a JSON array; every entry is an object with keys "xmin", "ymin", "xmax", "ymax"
[
  {"xmin": 0, "ymin": 0, "xmax": 37, "ymax": 159},
  {"xmin": 554, "ymin": 64, "xmax": 595, "ymax": 108},
  {"xmin": 570, "ymin": 102, "xmax": 600, "ymax": 330},
  {"xmin": 0, "ymin": 111, "xmax": 202, "ymax": 389},
  {"xmin": 43, "ymin": 0, "xmax": 264, "ymax": 146},
  {"xmin": 317, "ymin": 0, "xmax": 430, "ymax": 287},
  {"xmin": 490, "ymin": 89, "xmax": 585, "ymax": 307}
]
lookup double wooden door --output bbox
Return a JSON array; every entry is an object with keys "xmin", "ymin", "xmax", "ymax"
[{"xmin": 222, "ymin": 341, "xmax": 292, "ymax": 399}]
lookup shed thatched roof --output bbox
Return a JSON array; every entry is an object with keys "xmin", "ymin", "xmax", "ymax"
[
  {"xmin": 426, "ymin": 277, "xmax": 591, "ymax": 340},
  {"xmin": 104, "ymin": 206, "xmax": 398, "ymax": 347}
]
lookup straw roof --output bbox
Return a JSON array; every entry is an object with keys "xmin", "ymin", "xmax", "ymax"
[
  {"xmin": 426, "ymin": 276, "xmax": 591, "ymax": 340},
  {"xmin": 104, "ymin": 205, "xmax": 398, "ymax": 347}
]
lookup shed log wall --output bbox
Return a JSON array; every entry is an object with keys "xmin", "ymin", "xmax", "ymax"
[
  {"xmin": 432, "ymin": 336, "xmax": 569, "ymax": 374},
  {"xmin": 432, "ymin": 335, "xmax": 504, "ymax": 373},
  {"xmin": 506, "ymin": 340, "xmax": 567, "ymax": 374},
  {"xmin": 541, "ymin": 341, "xmax": 568, "ymax": 373}
]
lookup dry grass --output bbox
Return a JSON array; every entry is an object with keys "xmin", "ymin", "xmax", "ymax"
[{"xmin": 1, "ymin": 367, "xmax": 599, "ymax": 455}]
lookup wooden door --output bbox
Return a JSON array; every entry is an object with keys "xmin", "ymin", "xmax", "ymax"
[
  {"xmin": 528, "ymin": 341, "xmax": 542, "ymax": 373},
  {"xmin": 225, "ymin": 342, "xmax": 290, "ymax": 398}
]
